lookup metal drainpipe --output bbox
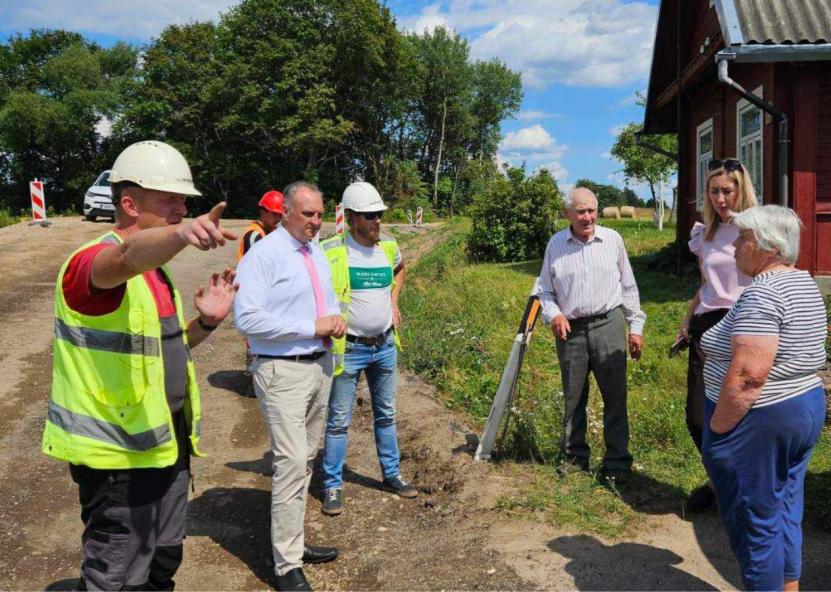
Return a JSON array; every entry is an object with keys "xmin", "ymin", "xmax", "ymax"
[{"xmin": 717, "ymin": 57, "xmax": 789, "ymax": 206}]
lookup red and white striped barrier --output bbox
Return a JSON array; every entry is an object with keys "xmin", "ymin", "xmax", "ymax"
[
  {"xmin": 415, "ymin": 206, "xmax": 423, "ymax": 227},
  {"xmin": 335, "ymin": 203, "xmax": 345, "ymax": 235},
  {"xmin": 30, "ymin": 179, "xmax": 46, "ymax": 221}
]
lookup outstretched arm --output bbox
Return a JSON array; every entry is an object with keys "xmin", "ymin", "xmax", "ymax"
[{"xmin": 91, "ymin": 202, "xmax": 237, "ymax": 290}]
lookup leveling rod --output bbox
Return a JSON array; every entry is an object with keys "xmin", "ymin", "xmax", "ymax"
[{"xmin": 474, "ymin": 286, "xmax": 541, "ymax": 461}]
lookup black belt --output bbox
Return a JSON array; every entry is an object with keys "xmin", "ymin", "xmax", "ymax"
[
  {"xmin": 346, "ymin": 327, "xmax": 392, "ymax": 346},
  {"xmin": 254, "ymin": 351, "xmax": 326, "ymax": 362},
  {"xmin": 570, "ymin": 306, "xmax": 621, "ymax": 324}
]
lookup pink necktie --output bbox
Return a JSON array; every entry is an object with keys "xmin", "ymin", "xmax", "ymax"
[{"xmin": 300, "ymin": 244, "xmax": 331, "ymax": 348}]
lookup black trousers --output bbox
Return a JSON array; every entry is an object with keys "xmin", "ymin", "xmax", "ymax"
[
  {"xmin": 555, "ymin": 307, "xmax": 632, "ymax": 471},
  {"xmin": 71, "ymin": 412, "xmax": 190, "ymax": 591},
  {"xmin": 686, "ymin": 309, "xmax": 728, "ymax": 452}
]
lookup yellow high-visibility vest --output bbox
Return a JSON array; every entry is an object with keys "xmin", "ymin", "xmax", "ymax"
[
  {"xmin": 320, "ymin": 233, "xmax": 401, "ymax": 375},
  {"xmin": 42, "ymin": 231, "xmax": 203, "ymax": 469}
]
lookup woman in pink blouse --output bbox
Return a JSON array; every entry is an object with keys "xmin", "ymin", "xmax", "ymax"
[{"xmin": 677, "ymin": 158, "xmax": 757, "ymax": 511}]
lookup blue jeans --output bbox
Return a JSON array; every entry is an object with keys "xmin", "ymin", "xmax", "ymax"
[
  {"xmin": 702, "ymin": 387, "xmax": 825, "ymax": 590},
  {"xmin": 322, "ymin": 331, "xmax": 400, "ymax": 490}
]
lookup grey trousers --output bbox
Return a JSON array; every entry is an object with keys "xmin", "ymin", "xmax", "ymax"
[
  {"xmin": 252, "ymin": 354, "xmax": 333, "ymax": 576},
  {"xmin": 555, "ymin": 306, "xmax": 632, "ymax": 471}
]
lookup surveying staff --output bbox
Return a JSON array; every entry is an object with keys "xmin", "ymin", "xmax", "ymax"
[
  {"xmin": 237, "ymin": 190, "xmax": 285, "ymax": 261},
  {"xmin": 41, "ymin": 140, "xmax": 237, "ymax": 590},
  {"xmin": 538, "ymin": 187, "xmax": 646, "ymax": 483},
  {"xmin": 319, "ymin": 182, "xmax": 416, "ymax": 517},
  {"xmin": 234, "ymin": 181, "xmax": 344, "ymax": 592}
]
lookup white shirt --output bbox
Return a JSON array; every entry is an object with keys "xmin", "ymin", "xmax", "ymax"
[
  {"xmin": 345, "ymin": 233, "xmax": 402, "ymax": 337},
  {"xmin": 234, "ymin": 225, "xmax": 339, "ymax": 356},
  {"xmin": 538, "ymin": 225, "xmax": 646, "ymax": 335}
]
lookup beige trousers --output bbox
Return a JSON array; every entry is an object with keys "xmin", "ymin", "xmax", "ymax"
[{"xmin": 251, "ymin": 354, "xmax": 333, "ymax": 576}]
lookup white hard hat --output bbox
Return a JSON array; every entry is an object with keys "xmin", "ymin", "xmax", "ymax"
[
  {"xmin": 341, "ymin": 181, "xmax": 387, "ymax": 212},
  {"xmin": 110, "ymin": 141, "xmax": 202, "ymax": 196}
]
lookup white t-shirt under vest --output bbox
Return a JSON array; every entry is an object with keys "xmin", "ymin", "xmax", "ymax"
[{"xmin": 345, "ymin": 233, "xmax": 402, "ymax": 337}]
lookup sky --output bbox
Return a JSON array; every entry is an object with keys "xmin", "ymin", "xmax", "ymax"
[{"xmin": 0, "ymin": 0, "xmax": 665, "ymax": 201}]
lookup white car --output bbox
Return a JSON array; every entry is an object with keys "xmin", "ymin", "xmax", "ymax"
[{"xmin": 83, "ymin": 170, "xmax": 115, "ymax": 222}]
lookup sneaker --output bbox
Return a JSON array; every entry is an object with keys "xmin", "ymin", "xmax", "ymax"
[
  {"xmin": 322, "ymin": 488, "xmax": 343, "ymax": 515},
  {"xmin": 382, "ymin": 475, "xmax": 418, "ymax": 498},
  {"xmin": 686, "ymin": 483, "xmax": 716, "ymax": 512}
]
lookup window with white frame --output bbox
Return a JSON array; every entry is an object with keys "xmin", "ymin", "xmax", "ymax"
[
  {"xmin": 737, "ymin": 87, "xmax": 763, "ymax": 199},
  {"xmin": 696, "ymin": 118, "xmax": 714, "ymax": 211}
]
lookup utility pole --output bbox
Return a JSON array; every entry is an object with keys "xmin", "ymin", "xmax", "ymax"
[{"xmin": 657, "ymin": 180, "xmax": 664, "ymax": 232}]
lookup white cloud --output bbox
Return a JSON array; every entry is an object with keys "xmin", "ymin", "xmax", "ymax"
[
  {"xmin": 95, "ymin": 116, "xmax": 112, "ymax": 139},
  {"xmin": 500, "ymin": 124, "xmax": 563, "ymax": 153},
  {"xmin": 405, "ymin": 3, "xmax": 452, "ymax": 34},
  {"xmin": 609, "ymin": 123, "xmax": 626, "ymax": 136},
  {"xmin": 516, "ymin": 110, "xmax": 560, "ymax": 122},
  {"xmin": 403, "ymin": 0, "xmax": 657, "ymax": 89},
  {"xmin": 3, "ymin": 0, "xmax": 237, "ymax": 39},
  {"xmin": 498, "ymin": 125, "xmax": 569, "ymax": 181}
]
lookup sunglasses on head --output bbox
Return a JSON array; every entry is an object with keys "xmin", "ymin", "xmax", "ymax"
[
  {"xmin": 360, "ymin": 211, "xmax": 383, "ymax": 220},
  {"xmin": 708, "ymin": 158, "xmax": 742, "ymax": 172}
]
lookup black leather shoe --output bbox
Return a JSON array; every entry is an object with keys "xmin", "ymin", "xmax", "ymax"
[
  {"xmin": 275, "ymin": 567, "xmax": 312, "ymax": 591},
  {"xmin": 302, "ymin": 544, "xmax": 338, "ymax": 564}
]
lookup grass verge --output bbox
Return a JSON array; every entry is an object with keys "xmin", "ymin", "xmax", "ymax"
[{"xmin": 399, "ymin": 217, "xmax": 831, "ymax": 538}]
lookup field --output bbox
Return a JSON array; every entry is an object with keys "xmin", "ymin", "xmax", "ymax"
[{"xmin": 398, "ymin": 217, "xmax": 831, "ymax": 538}]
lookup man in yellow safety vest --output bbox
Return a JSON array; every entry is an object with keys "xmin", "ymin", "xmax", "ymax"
[
  {"xmin": 319, "ymin": 182, "xmax": 416, "ymax": 517},
  {"xmin": 42, "ymin": 140, "xmax": 237, "ymax": 590}
]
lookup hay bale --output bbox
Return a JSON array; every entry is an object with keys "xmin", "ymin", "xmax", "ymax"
[
  {"xmin": 602, "ymin": 206, "xmax": 620, "ymax": 219},
  {"xmin": 620, "ymin": 206, "xmax": 636, "ymax": 218}
]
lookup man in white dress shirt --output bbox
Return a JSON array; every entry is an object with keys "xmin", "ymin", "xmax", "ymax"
[
  {"xmin": 538, "ymin": 187, "xmax": 646, "ymax": 483},
  {"xmin": 234, "ymin": 181, "xmax": 346, "ymax": 591}
]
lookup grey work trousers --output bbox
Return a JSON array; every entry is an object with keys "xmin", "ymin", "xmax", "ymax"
[
  {"xmin": 555, "ymin": 306, "xmax": 632, "ymax": 471},
  {"xmin": 252, "ymin": 353, "xmax": 333, "ymax": 576},
  {"xmin": 69, "ymin": 413, "xmax": 191, "ymax": 591}
]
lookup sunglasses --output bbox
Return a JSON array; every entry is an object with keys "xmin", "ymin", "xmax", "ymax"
[
  {"xmin": 708, "ymin": 158, "xmax": 742, "ymax": 172},
  {"xmin": 360, "ymin": 211, "xmax": 384, "ymax": 220}
]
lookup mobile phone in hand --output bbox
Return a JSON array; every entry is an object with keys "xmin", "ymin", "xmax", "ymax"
[{"xmin": 668, "ymin": 336, "xmax": 689, "ymax": 358}]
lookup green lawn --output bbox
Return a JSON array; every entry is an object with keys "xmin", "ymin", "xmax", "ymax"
[{"xmin": 399, "ymin": 217, "xmax": 831, "ymax": 538}]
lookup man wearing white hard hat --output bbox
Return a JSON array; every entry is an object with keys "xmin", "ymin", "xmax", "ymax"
[
  {"xmin": 41, "ymin": 141, "xmax": 238, "ymax": 590},
  {"xmin": 319, "ymin": 181, "xmax": 417, "ymax": 517}
]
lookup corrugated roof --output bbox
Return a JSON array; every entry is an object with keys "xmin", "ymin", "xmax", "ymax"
[{"xmin": 733, "ymin": 0, "xmax": 831, "ymax": 45}]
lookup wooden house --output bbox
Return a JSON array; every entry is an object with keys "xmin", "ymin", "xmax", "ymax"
[{"xmin": 642, "ymin": 0, "xmax": 831, "ymax": 287}]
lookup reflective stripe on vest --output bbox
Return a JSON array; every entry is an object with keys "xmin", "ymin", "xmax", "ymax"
[
  {"xmin": 237, "ymin": 221, "xmax": 268, "ymax": 261},
  {"xmin": 48, "ymin": 400, "xmax": 171, "ymax": 451},
  {"xmin": 55, "ymin": 318, "xmax": 161, "ymax": 356},
  {"xmin": 42, "ymin": 230, "xmax": 202, "ymax": 469}
]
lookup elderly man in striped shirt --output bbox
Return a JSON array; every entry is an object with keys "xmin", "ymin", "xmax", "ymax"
[{"xmin": 538, "ymin": 187, "xmax": 646, "ymax": 484}]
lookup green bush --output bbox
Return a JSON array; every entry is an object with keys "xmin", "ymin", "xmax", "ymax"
[
  {"xmin": 467, "ymin": 166, "xmax": 562, "ymax": 262},
  {"xmin": 385, "ymin": 207, "xmax": 409, "ymax": 223},
  {"xmin": 0, "ymin": 208, "xmax": 20, "ymax": 229}
]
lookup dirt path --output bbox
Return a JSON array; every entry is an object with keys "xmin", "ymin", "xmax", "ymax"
[{"xmin": 1, "ymin": 217, "xmax": 829, "ymax": 591}]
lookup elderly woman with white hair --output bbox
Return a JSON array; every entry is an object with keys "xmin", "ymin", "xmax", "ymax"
[{"xmin": 700, "ymin": 205, "xmax": 827, "ymax": 591}]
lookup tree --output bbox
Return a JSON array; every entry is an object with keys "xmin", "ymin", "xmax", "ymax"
[
  {"xmin": 467, "ymin": 165, "xmax": 562, "ymax": 262},
  {"xmin": 610, "ymin": 122, "xmax": 677, "ymax": 206},
  {"xmin": 0, "ymin": 31, "xmax": 138, "ymax": 212},
  {"xmin": 575, "ymin": 178, "xmax": 628, "ymax": 211},
  {"xmin": 406, "ymin": 27, "xmax": 472, "ymax": 209}
]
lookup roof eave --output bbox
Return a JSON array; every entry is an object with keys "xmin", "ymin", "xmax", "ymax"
[
  {"xmin": 713, "ymin": 0, "xmax": 745, "ymax": 46},
  {"xmin": 718, "ymin": 43, "xmax": 831, "ymax": 63}
]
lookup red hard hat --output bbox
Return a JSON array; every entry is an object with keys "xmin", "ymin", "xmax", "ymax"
[{"xmin": 259, "ymin": 190, "xmax": 284, "ymax": 214}]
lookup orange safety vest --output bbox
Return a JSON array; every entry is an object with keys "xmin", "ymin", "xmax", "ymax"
[{"xmin": 237, "ymin": 221, "xmax": 268, "ymax": 261}]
